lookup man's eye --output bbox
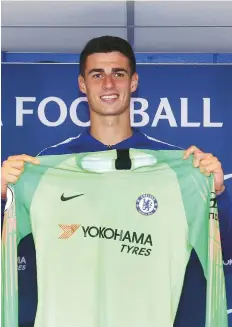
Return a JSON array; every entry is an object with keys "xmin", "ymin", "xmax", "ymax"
[
  {"xmin": 114, "ymin": 73, "xmax": 124, "ymax": 77},
  {"xmin": 93, "ymin": 74, "xmax": 102, "ymax": 78}
]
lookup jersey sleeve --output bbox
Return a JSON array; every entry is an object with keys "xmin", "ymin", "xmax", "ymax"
[
  {"xmin": 1, "ymin": 154, "xmax": 74, "ymax": 327},
  {"xmin": 1, "ymin": 184, "xmax": 32, "ymax": 327},
  {"xmin": 2, "ymin": 189, "xmax": 18, "ymax": 327},
  {"xmin": 184, "ymin": 169, "xmax": 228, "ymax": 327},
  {"xmin": 162, "ymin": 151, "xmax": 228, "ymax": 327},
  {"xmin": 205, "ymin": 185, "xmax": 228, "ymax": 327}
]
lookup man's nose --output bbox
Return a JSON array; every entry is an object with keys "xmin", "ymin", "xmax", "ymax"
[{"xmin": 102, "ymin": 75, "xmax": 115, "ymax": 90}]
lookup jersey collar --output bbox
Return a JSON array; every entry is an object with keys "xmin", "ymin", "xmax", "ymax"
[{"xmin": 82, "ymin": 127, "xmax": 142, "ymax": 150}]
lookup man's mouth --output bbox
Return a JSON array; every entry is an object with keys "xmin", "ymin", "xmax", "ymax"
[{"xmin": 100, "ymin": 94, "xmax": 119, "ymax": 102}]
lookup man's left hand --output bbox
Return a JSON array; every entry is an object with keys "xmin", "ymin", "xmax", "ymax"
[{"xmin": 183, "ymin": 145, "xmax": 225, "ymax": 195}]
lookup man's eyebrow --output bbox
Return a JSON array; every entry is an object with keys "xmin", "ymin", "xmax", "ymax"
[
  {"xmin": 88, "ymin": 68, "xmax": 104, "ymax": 75},
  {"xmin": 112, "ymin": 68, "xmax": 129, "ymax": 74},
  {"xmin": 87, "ymin": 68, "xmax": 129, "ymax": 75}
]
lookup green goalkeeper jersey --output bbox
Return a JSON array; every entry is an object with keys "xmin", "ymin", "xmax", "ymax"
[{"xmin": 2, "ymin": 149, "xmax": 228, "ymax": 327}]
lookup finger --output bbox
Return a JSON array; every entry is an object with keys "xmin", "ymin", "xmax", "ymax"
[
  {"xmin": 8, "ymin": 154, "xmax": 40, "ymax": 164},
  {"xmin": 8, "ymin": 155, "xmax": 40, "ymax": 164},
  {"xmin": 200, "ymin": 156, "xmax": 218, "ymax": 167},
  {"xmin": 3, "ymin": 160, "xmax": 25, "ymax": 170},
  {"xmin": 8, "ymin": 168, "xmax": 24, "ymax": 176},
  {"xmin": 6, "ymin": 167, "xmax": 24, "ymax": 178},
  {"xmin": 193, "ymin": 153, "xmax": 213, "ymax": 168},
  {"xmin": 199, "ymin": 165, "xmax": 211, "ymax": 177},
  {"xmin": 200, "ymin": 161, "xmax": 222, "ymax": 174},
  {"xmin": 4, "ymin": 174, "xmax": 20, "ymax": 184},
  {"xmin": 183, "ymin": 146, "xmax": 202, "ymax": 159}
]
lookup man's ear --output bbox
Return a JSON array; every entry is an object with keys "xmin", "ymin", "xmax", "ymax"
[
  {"xmin": 78, "ymin": 74, "xmax": 86, "ymax": 94},
  {"xmin": 131, "ymin": 72, "xmax": 139, "ymax": 93}
]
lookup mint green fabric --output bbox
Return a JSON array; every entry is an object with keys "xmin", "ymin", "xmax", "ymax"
[{"xmin": 2, "ymin": 150, "xmax": 227, "ymax": 327}]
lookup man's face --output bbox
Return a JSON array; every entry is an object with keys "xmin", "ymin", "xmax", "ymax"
[{"xmin": 78, "ymin": 52, "xmax": 138, "ymax": 116}]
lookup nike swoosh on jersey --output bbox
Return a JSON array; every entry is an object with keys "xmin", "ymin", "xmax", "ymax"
[
  {"xmin": 61, "ymin": 194, "xmax": 84, "ymax": 201},
  {"xmin": 224, "ymin": 174, "xmax": 232, "ymax": 180},
  {"xmin": 228, "ymin": 309, "xmax": 232, "ymax": 314}
]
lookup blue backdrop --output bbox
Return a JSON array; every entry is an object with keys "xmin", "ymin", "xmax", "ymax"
[{"xmin": 2, "ymin": 61, "xmax": 232, "ymax": 326}]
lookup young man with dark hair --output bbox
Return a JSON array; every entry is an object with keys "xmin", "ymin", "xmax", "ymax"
[{"xmin": 1, "ymin": 36, "xmax": 231, "ymax": 327}]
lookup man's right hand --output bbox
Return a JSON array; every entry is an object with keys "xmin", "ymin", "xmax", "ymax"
[{"xmin": 1, "ymin": 154, "xmax": 40, "ymax": 199}]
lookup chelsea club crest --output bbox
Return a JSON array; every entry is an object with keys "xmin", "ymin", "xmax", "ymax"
[{"xmin": 136, "ymin": 194, "xmax": 158, "ymax": 216}]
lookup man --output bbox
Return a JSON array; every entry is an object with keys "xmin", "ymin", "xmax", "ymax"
[{"xmin": 1, "ymin": 36, "xmax": 231, "ymax": 327}]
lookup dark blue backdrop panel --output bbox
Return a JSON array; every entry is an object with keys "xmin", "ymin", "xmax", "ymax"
[{"xmin": 2, "ymin": 62, "xmax": 232, "ymax": 326}]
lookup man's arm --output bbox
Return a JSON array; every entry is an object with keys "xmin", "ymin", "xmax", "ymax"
[{"xmin": 184, "ymin": 145, "xmax": 232, "ymax": 259}]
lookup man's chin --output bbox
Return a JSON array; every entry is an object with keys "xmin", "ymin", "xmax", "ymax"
[
  {"xmin": 98, "ymin": 105, "xmax": 125, "ymax": 116},
  {"xmin": 100, "ymin": 110, "xmax": 123, "ymax": 117}
]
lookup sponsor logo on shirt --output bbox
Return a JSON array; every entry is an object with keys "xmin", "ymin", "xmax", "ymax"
[
  {"xmin": 209, "ymin": 191, "xmax": 219, "ymax": 221},
  {"xmin": 58, "ymin": 224, "xmax": 153, "ymax": 257},
  {"xmin": 210, "ymin": 192, "xmax": 217, "ymax": 209},
  {"xmin": 60, "ymin": 193, "xmax": 84, "ymax": 201},
  {"xmin": 18, "ymin": 256, "xmax": 27, "ymax": 271},
  {"xmin": 58, "ymin": 224, "xmax": 81, "ymax": 239}
]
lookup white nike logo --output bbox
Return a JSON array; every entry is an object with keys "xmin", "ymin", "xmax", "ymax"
[
  {"xmin": 228, "ymin": 309, "xmax": 232, "ymax": 314},
  {"xmin": 224, "ymin": 174, "xmax": 232, "ymax": 180}
]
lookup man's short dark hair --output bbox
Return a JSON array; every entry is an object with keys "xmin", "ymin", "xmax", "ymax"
[{"xmin": 79, "ymin": 36, "xmax": 136, "ymax": 76}]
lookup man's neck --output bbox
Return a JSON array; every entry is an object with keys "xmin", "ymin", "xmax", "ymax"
[{"xmin": 90, "ymin": 115, "xmax": 133, "ymax": 146}]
